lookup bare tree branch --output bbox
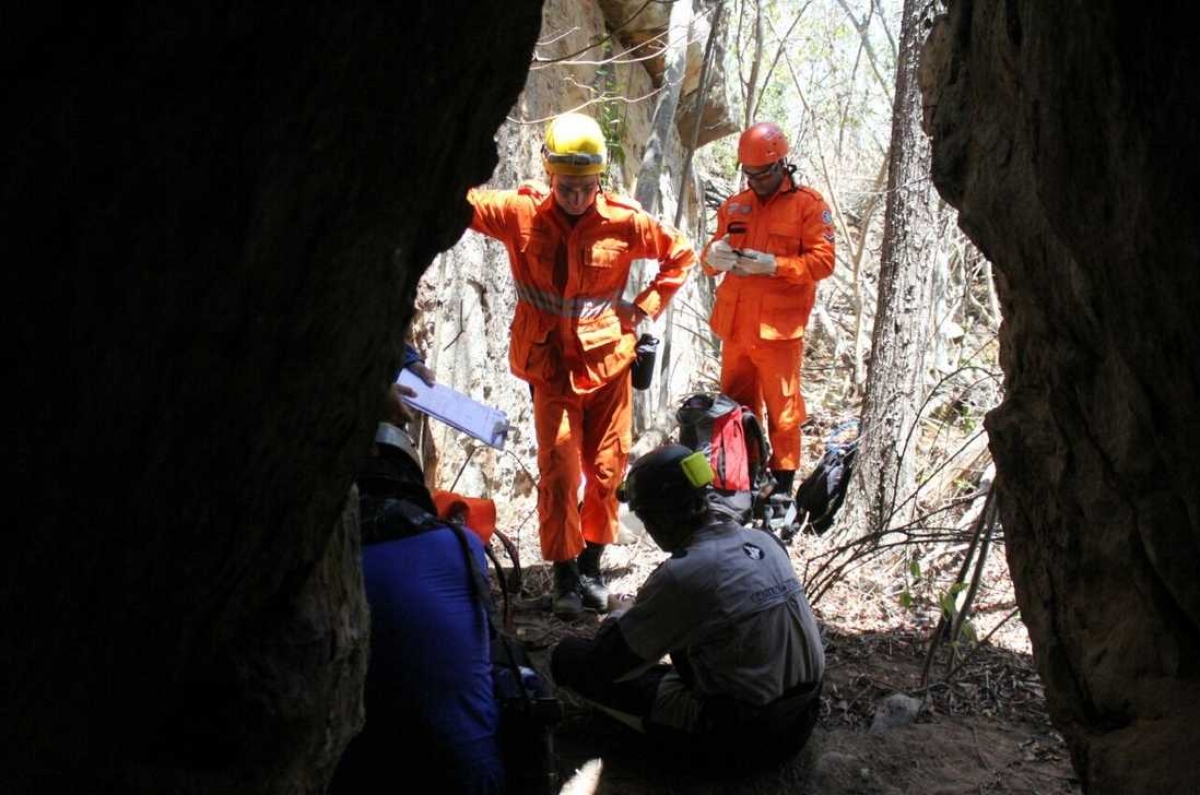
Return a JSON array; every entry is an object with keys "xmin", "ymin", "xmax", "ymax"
[{"xmin": 834, "ymin": 0, "xmax": 896, "ymax": 100}]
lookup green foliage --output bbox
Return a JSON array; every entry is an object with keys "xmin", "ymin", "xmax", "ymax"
[
  {"xmin": 939, "ymin": 581, "xmax": 968, "ymax": 619},
  {"xmin": 897, "ymin": 556, "xmax": 921, "ymax": 611},
  {"xmin": 704, "ymin": 135, "xmax": 740, "ymax": 179},
  {"xmin": 594, "ymin": 43, "xmax": 626, "ymax": 172}
]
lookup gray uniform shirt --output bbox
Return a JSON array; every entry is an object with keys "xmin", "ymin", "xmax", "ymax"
[{"xmin": 618, "ymin": 521, "xmax": 825, "ymax": 707}]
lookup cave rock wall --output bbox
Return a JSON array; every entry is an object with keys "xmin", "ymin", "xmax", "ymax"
[
  {"xmin": 3, "ymin": 3, "xmax": 543, "ymax": 792},
  {"xmin": 921, "ymin": 2, "xmax": 1200, "ymax": 792}
]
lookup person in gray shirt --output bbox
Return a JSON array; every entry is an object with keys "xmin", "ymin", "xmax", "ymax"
[{"xmin": 551, "ymin": 443, "xmax": 824, "ymax": 772}]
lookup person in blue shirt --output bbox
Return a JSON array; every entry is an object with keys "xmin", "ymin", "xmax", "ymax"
[
  {"xmin": 400, "ymin": 343, "xmax": 436, "ymax": 388},
  {"xmin": 332, "ymin": 371, "xmax": 504, "ymax": 794}
]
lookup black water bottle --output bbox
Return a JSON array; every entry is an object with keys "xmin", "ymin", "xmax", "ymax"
[{"xmin": 631, "ymin": 333, "xmax": 659, "ymax": 391}]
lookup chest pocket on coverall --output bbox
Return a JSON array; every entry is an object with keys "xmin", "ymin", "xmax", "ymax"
[
  {"xmin": 583, "ymin": 238, "xmax": 626, "ymax": 278},
  {"xmin": 768, "ymin": 221, "xmax": 804, "ymax": 257}
]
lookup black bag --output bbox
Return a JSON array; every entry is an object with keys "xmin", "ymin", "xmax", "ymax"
[
  {"xmin": 492, "ymin": 634, "xmax": 562, "ymax": 795},
  {"xmin": 794, "ymin": 418, "xmax": 859, "ymax": 535},
  {"xmin": 676, "ymin": 393, "xmax": 774, "ymax": 524},
  {"xmin": 631, "ymin": 333, "xmax": 660, "ymax": 391}
]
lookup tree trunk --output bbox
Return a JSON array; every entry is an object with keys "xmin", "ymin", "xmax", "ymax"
[
  {"xmin": 659, "ymin": 1, "xmax": 726, "ymax": 413},
  {"xmin": 841, "ymin": 0, "xmax": 945, "ymax": 537},
  {"xmin": 743, "ymin": 0, "xmax": 764, "ymax": 126},
  {"xmin": 629, "ymin": 0, "xmax": 692, "ymax": 433},
  {"xmin": 849, "ymin": 155, "xmax": 891, "ymax": 396}
]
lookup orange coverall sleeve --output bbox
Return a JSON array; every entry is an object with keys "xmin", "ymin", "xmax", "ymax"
[
  {"xmin": 628, "ymin": 214, "xmax": 697, "ymax": 319},
  {"xmin": 466, "ymin": 187, "xmax": 518, "ymax": 241},
  {"xmin": 773, "ymin": 195, "xmax": 835, "ymax": 286}
]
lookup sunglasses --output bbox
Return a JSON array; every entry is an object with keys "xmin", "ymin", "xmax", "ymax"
[{"xmin": 741, "ymin": 162, "xmax": 780, "ymax": 180}]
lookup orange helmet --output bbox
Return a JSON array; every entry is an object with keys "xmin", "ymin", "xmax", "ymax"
[{"xmin": 738, "ymin": 122, "xmax": 789, "ymax": 167}]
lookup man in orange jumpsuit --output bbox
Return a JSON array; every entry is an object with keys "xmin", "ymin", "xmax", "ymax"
[
  {"xmin": 702, "ymin": 122, "xmax": 835, "ymax": 495},
  {"xmin": 468, "ymin": 113, "xmax": 696, "ymax": 617}
]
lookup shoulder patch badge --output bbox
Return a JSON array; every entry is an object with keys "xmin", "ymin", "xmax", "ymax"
[
  {"xmin": 821, "ymin": 209, "xmax": 833, "ymax": 225},
  {"xmin": 742, "ymin": 542, "xmax": 764, "ymax": 561}
]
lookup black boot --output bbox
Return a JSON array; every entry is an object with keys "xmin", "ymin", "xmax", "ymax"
[
  {"xmin": 552, "ymin": 560, "xmax": 584, "ymax": 618},
  {"xmin": 576, "ymin": 542, "xmax": 610, "ymax": 612},
  {"xmin": 773, "ymin": 469, "xmax": 796, "ymax": 495}
]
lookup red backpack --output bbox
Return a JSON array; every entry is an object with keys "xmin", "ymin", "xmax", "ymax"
[{"xmin": 676, "ymin": 393, "xmax": 774, "ymax": 523}]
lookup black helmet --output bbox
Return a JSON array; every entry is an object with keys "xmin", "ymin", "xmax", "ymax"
[
  {"xmin": 618, "ymin": 444, "xmax": 714, "ymax": 545},
  {"xmin": 355, "ymin": 422, "xmax": 439, "ymax": 544},
  {"xmin": 374, "ymin": 422, "xmax": 421, "ymax": 470},
  {"xmin": 357, "ymin": 422, "xmax": 426, "ymax": 500}
]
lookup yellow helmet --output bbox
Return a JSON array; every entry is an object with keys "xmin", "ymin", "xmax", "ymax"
[{"xmin": 542, "ymin": 113, "xmax": 607, "ymax": 176}]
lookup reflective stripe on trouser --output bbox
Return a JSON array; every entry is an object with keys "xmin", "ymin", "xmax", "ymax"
[
  {"xmin": 720, "ymin": 337, "xmax": 805, "ymax": 471},
  {"xmin": 533, "ymin": 368, "xmax": 632, "ymax": 562}
]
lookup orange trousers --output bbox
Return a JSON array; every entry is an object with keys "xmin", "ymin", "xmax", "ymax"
[
  {"xmin": 532, "ymin": 369, "xmax": 632, "ymax": 562},
  {"xmin": 720, "ymin": 337, "xmax": 806, "ymax": 471}
]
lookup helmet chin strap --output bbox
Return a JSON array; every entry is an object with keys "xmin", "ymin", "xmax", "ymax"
[{"xmin": 783, "ymin": 162, "xmax": 800, "ymax": 193}]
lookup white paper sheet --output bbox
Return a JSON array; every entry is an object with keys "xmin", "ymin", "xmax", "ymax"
[{"xmin": 396, "ymin": 369, "xmax": 510, "ymax": 449}]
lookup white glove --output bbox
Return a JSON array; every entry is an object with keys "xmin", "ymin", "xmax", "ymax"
[
  {"xmin": 705, "ymin": 238, "xmax": 738, "ymax": 272},
  {"xmin": 734, "ymin": 248, "xmax": 777, "ymax": 276}
]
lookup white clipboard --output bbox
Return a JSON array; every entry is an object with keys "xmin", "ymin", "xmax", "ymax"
[{"xmin": 397, "ymin": 369, "xmax": 510, "ymax": 450}]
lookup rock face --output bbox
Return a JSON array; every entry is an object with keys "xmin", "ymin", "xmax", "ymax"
[
  {"xmin": 921, "ymin": 3, "xmax": 1200, "ymax": 792},
  {"xmin": 598, "ymin": 0, "xmax": 739, "ymax": 147},
  {"xmin": 2, "ymin": 3, "xmax": 542, "ymax": 793}
]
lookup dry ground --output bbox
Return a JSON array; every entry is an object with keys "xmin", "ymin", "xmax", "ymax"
[{"xmin": 488, "ymin": 510, "xmax": 1079, "ymax": 795}]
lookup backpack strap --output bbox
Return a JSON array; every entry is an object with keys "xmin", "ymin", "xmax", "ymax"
[
  {"xmin": 380, "ymin": 496, "xmax": 446, "ymax": 536},
  {"xmin": 739, "ymin": 407, "xmax": 774, "ymax": 494},
  {"xmin": 444, "ymin": 518, "xmax": 499, "ymax": 632}
]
